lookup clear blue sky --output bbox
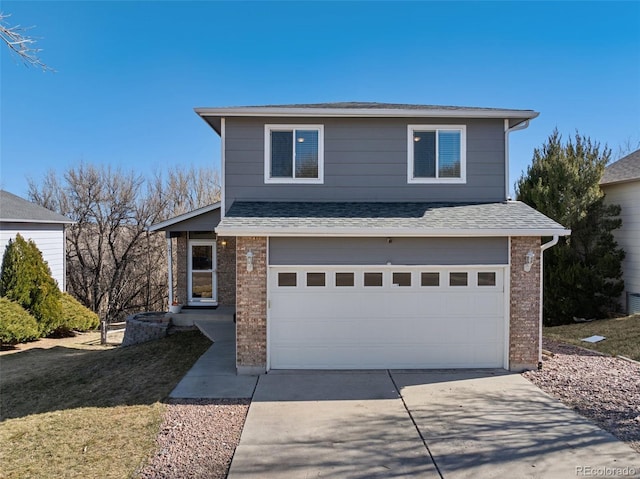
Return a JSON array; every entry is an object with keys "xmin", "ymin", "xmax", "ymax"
[{"xmin": 2, "ymin": 1, "xmax": 639, "ymax": 199}]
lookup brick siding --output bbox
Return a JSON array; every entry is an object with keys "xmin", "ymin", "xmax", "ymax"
[
  {"xmin": 509, "ymin": 236, "xmax": 541, "ymax": 371},
  {"xmin": 235, "ymin": 236, "xmax": 267, "ymax": 373},
  {"xmin": 217, "ymin": 236, "xmax": 236, "ymax": 307},
  {"xmin": 176, "ymin": 233, "xmax": 188, "ymax": 306}
]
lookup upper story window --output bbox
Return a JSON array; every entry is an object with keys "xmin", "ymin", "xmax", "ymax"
[
  {"xmin": 264, "ymin": 125, "xmax": 324, "ymax": 184},
  {"xmin": 407, "ymin": 125, "xmax": 466, "ymax": 184}
]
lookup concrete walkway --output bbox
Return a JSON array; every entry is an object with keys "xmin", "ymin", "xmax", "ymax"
[
  {"xmin": 228, "ymin": 370, "xmax": 639, "ymax": 479},
  {"xmin": 169, "ymin": 310, "xmax": 257, "ymax": 399}
]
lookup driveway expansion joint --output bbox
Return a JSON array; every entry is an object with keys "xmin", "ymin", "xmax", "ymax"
[{"xmin": 387, "ymin": 369, "xmax": 444, "ymax": 479}]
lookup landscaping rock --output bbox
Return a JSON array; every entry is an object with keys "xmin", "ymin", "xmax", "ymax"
[
  {"xmin": 139, "ymin": 398, "xmax": 250, "ymax": 479},
  {"xmin": 524, "ymin": 339, "xmax": 640, "ymax": 453}
]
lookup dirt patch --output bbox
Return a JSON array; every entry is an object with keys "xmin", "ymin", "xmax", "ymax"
[
  {"xmin": 0, "ymin": 330, "xmax": 122, "ymax": 356},
  {"xmin": 524, "ymin": 339, "xmax": 640, "ymax": 453},
  {"xmin": 139, "ymin": 399, "xmax": 250, "ymax": 479}
]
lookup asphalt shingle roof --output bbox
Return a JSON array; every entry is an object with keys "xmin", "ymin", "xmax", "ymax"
[
  {"xmin": 601, "ymin": 149, "xmax": 640, "ymax": 185},
  {"xmin": 0, "ymin": 190, "xmax": 73, "ymax": 224},
  {"xmin": 246, "ymin": 102, "xmax": 533, "ymax": 113},
  {"xmin": 216, "ymin": 201, "xmax": 569, "ymax": 236}
]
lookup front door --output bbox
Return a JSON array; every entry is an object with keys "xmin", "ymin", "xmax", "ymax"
[{"xmin": 188, "ymin": 240, "xmax": 217, "ymax": 306}]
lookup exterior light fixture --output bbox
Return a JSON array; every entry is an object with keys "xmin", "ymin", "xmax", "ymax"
[
  {"xmin": 524, "ymin": 250, "xmax": 535, "ymax": 272},
  {"xmin": 220, "ymin": 239, "xmax": 227, "ymax": 247},
  {"xmin": 246, "ymin": 250, "xmax": 254, "ymax": 272}
]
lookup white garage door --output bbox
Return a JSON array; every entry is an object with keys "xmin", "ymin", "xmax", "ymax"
[{"xmin": 268, "ymin": 266, "xmax": 506, "ymax": 369}]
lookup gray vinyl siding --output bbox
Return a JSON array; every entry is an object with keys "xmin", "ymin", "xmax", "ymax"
[
  {"xmin": 269, "ymin": 237, "xmax": 508, "ymax": 266},
  {"xmin": 162, "ymin": 209, "xmax": 221, "ymax": 233},
  {"xmin": 224, "ymin": 117, "xmax": 506, "ymax": 211}
]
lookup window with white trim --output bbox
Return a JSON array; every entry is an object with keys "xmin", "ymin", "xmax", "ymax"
[
  {"xmin": 265, "ymin": 125, "xmax": 324, "ymax": 183},
  {"xmin": 408, "ymin": 125, "xmax": 466, "ymax": 183}
]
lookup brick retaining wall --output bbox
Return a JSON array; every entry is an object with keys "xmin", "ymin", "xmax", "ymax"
[{"xmin": 121, "ymin": 314, "xmax": 170, "ymax": 347}]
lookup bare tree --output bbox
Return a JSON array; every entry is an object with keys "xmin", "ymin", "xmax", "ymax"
[
  {"xmin": 0, "ymin": 12, "xmax": 52, "ymax": 71},
  {"xmin": 29, "ymin": 163, "xmax": 220, "ymax": 321},
  {"xmin": 153, "ymin": 166, "xmax": 221, "ymax": 219},
  {"xmin": 614, "ymin": 136, "xmax": 640, "ymax": 160}
]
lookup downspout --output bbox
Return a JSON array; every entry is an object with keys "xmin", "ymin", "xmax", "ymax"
[
  {"xmin": 538, "ymin": 235, "xmax": 559, "ymax": 367},
  {"xmin": 504, "ymin": 119, "xmax": 530, "ymax": 201}
]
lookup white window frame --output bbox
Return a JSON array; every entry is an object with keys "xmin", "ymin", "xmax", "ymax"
[
  {"xmin": 264, "ymin": 124, "xmax": 325, "ymax": 184},
  {"xmin": 187, "ymin": 239, "xmax": 217, "ymax": 306},
  {"xmin": 407, "ymin": 124, "xmax": 467, "ymax": 184}
]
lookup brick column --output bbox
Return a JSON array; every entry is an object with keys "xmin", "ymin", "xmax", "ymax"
[
  {"xmin": 236, "ymin": 236, "xmax": 267, "ymax": 374},
  {"xmin": 176, "ymin": 233, "xmax": 188, "ymax": 306},
  {"xmin": 216, "ymin": 236, "xmax": 236, "ymax": 307},
  {"xmin": 509, "ymin": 236, "xmax": 541, "ymax": 371}
]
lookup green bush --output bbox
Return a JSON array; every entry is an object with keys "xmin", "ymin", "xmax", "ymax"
[
  {"xmin": 0, "ymin": 234, "xmax": 63, "ymax": 335},
  {"xmin": 56, "ymin": 293, "xmax": 100, "ymax": 334},
  {"xmin": 0, "ymin": 297, "xmax": 40, "ymax": 345}
]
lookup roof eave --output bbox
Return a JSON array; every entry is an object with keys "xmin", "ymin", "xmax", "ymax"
[
  {"xmin": 195, "ymin": 107, "xmax": 539, "ymax": 121},
  {"xmin": 0, "ymin": 218, "xmax": 75, "ymax": 225},
  {"xmin": 214, "ymin": 227, "xmax": 571, "ymax": 237},
  {"xmin": 600, "ymin": 177, "xmax": 640, "ymax": 187},
  {"xmin": 148, "ymin": 202, "xmax": 221, "ymax": 231}
]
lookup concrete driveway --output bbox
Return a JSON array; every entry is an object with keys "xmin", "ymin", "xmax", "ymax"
[{"xmin": 228, "ymin": 370, "xmax": 639, "ymax": 479}]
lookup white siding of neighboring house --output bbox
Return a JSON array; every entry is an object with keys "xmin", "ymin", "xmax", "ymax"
[
  {"xmin": 603, "ymin": 181, "xmax": 640, "ymax": 311},
  {"xmin": 0, "ymin": 222, "xmax": 66, "ymax": 291}
]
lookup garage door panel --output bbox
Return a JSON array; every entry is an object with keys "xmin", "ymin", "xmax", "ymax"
[
  {"xmin": 274, "ymin": 315, "xmax": 483, "ymax": 343},
  {"xmin": 271, "ymin": 344, "xmax": 503, "ymax": 370},
  {"xmin": 269, "ymin": 266, "xmax": 506, "ymax": 369},
  {"xmin": 467, "ymin": 294, "xmax": 503, "ymax": 312},
  {"xmin": 471, "ymin": 317, "xmax": 502, "ymax": 341},
  {"xmin": 273, "ymin": 317, "xmax": 424, "ymax": 343}
]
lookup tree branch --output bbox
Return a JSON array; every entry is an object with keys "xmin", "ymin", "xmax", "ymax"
[{"xmin": 0, "ymin": 12, "xmax": 53, "ymax": 72}]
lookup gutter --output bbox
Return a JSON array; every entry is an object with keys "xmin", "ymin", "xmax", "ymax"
[
  {"xmin": 194, "ymin": 106, "xmax": 540, "ymax": 120},
  {"xmin": 214, "ymin": 227, "xmax": 572, "ymax": 238},
  {"xmin": 539, "ymin": 235, "xmax": 560, "ymax": 367}
]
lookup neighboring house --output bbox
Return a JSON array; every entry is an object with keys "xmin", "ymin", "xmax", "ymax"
[
  {"xmin": 151, "ymin": 102, "xmax": 570, "ymax": 374},
  {"xmin": 601, "ymin": 149, "xmax": 640, "ymax": 314},
  {"xmin": 0, "ymin": 190, "xmax": 74, "ymax": 291}
]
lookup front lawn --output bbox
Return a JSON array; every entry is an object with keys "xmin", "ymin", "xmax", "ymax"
[
  {"xmin": 543, "ymin": 314, "xmax": 640, "ymax": 361},
  {"xmin": 0, "ymin": 331, "xmax": 211, "ymax": 479}
]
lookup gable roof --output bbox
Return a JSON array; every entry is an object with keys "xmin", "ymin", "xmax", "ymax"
[
  {"xmin": 215, "ymin": 201, "xmax": 570, "ymax": 237},
  {"xmin": 601, "ymin": 149, "xmax": 640, "ymax": 185},
  {"xmin": 0, "ymin": 190, "xmax": 73, "ymax": 224},
  {"xmin": 195, "ymin": 102, "xmax": 539, "ymax": 135},
  {"xmin": 148, "ymin": 202, "xmax": 221, "ymax": 231}
]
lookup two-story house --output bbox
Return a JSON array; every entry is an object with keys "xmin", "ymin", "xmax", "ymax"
[{"xmin": 151, "ymin": 102, "xmax": 570, "ymax": 374}]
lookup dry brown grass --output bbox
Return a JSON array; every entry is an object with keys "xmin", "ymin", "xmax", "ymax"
[
  {"xmin": 543, "ymin": 314, "xmax": 640, "ymax": 361},
  {"xmin": 0, "ymin": 331, "xmax": 211, "ymax": 479}
]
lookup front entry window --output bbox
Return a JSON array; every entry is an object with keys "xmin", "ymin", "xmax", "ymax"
[{"xmin": 188, "ymin": 241, "xmax": 217, "ymax": 305}]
